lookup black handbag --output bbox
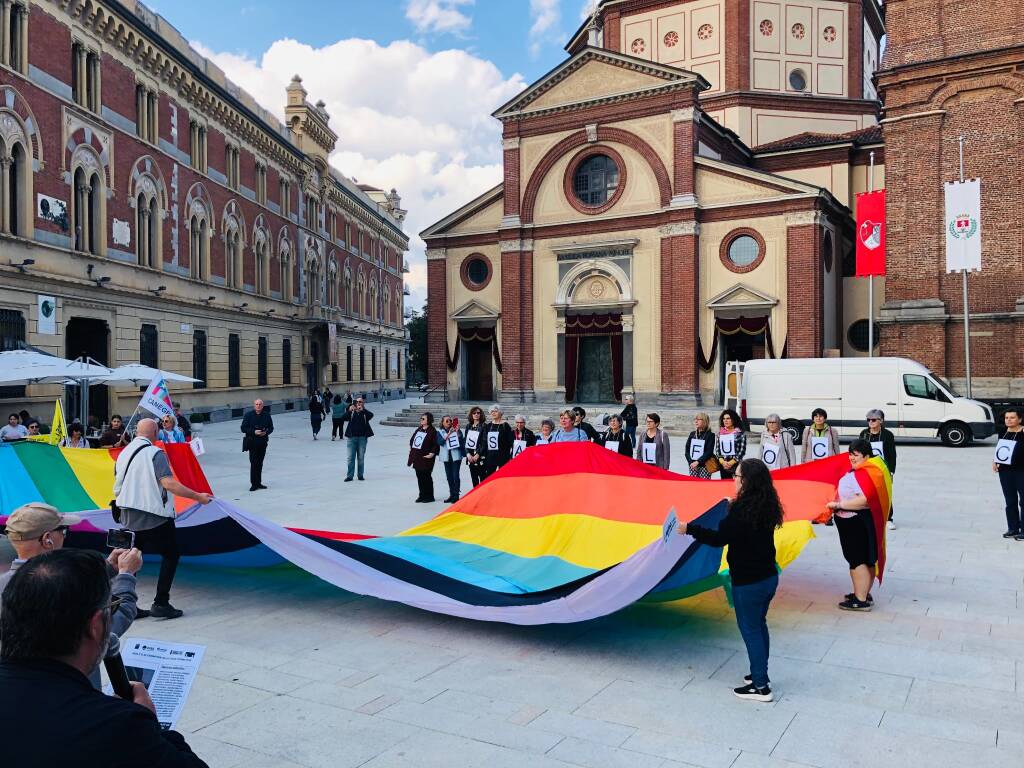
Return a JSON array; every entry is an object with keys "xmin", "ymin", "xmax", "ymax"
[{"xmin": 110, "ymin": 444, "xmax": 149, "ymax": 524}]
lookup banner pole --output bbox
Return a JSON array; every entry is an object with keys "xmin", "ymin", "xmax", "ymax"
[
  {"xmin": 958, "ymin": 135, "xmax": 972, "ymax": 398},
  {"xmin": 868, "ymin": 151, "xmax": 875, "ymax": 358}
]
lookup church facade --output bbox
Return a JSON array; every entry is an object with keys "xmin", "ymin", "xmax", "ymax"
[{"xmin": 424, "ymin": 0, "xmax": 886, "ymax": 404}]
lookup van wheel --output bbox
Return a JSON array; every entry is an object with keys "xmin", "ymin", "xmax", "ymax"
[
  {"xmin": 782, "ymin": 420, "xmax": 803, "ymax": 444},
  {"xmin": 940, "ymin": 421, "xmax": 972, "ymax": 447}
]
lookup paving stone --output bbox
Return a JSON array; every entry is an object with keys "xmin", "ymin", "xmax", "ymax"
[
  {"xmin": 547, "ymin": 736, "xmax": 666, "ymax": 768},
  {"xmin": 619, "ymin": 729, "xmax": 740, "ymax": 768},
  {"xmin": 528, "ymin": 709, "xmax": 637, "ymax": 747},
  {"xmin": 878, "ymin": 710, "xmax": 996, "ymax": 746}
]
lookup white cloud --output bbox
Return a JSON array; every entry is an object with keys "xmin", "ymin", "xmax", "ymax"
[
  {"xmin": 192, "ymin": 37, "xmax": 525, "ymax": 312},
  {"xmin": 528, "ymin": 0, "xmax": 562, "ymax": 57},
  {"xmin": 405, "ymin": 0, "xmax": 474, "ymax": 36}
]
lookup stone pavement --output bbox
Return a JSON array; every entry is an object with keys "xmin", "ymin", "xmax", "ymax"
[{"xmin": 5, "ymin": 398, "xmax": 1024, "ymax": 767}]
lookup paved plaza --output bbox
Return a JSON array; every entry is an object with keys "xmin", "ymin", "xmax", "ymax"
[{"xmin": 4, "ymin": 399, "xmax": 1024, "ymax": 767}]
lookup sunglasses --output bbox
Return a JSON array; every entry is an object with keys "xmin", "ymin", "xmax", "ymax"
[{"xmin": 867, "ymin": 418, "xmax": 880, "ymax": 422}]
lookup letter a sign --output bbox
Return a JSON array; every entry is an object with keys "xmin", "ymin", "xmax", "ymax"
[{"xmin": 854, "ymin": 190, "xmax": 886, "ymax": 277}]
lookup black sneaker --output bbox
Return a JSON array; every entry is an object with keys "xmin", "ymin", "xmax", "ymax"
[
  {"xmin": 743, "ymin": 674, "xmax": 770, "ymax": 685},
  {"xmin": 1003, "ymin": 530, "xmax": 1020, "ymax": 538},
  {"xmin": 149, "ymin": 603, "xmax": 184, "ymax": 620},
  {"xmin": 838, "ymin": 598, "xmax": 872, "ymax": 612},
  {"xmin": 844, "ymin": 592, "xmax": 874, "ymax": 604},
  {"xmin": 733, "ymin": 684, "xmax": 773, "ymax": 702},
  {"xmin": 135, "ymin": 608, "xmax": 151, "ymax": 619},
  {"xmin": 257, "ymin": 484, "xmax": 268, "ymax": 490},
  {"xmin": 344, "ymin": 477, "xmax": 353, "ymax": 482},
  {"xmin": 249, "ymin": 485, "xmax": 259, "ymax": 492}
]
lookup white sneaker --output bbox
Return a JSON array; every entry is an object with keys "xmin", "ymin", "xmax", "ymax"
[{"xmin": 887, "ymin": 520, "xmax": 896, "ymax": 530}]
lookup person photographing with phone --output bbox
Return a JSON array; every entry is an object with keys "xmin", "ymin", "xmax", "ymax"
[
  {"xmin": 0, "ymin": 502, "xmax": 143, "ymax": 690},
  {"xmin": 114, "ymin": 418, "xmax": 212, "ymax": 620},
  {"xmin": 0, "ymin": 549, "xmax": 209, "ymax": 766}
]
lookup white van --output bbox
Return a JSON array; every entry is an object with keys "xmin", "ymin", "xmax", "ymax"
[{"xmin": 739, "ymin": 357, "xmax": 995, "ymax": 447}]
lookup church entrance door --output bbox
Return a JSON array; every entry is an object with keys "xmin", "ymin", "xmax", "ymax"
[
  {"xmin": 464, "ymin": 338, "xmax": 493, "ymax": 401},
  {"xmin": 575, "ymin": 336, "xmax": 615, "ymax": 402},
  {"xmin": 565, "ymin": 313, "xmax": 623, "ymax": 403}
]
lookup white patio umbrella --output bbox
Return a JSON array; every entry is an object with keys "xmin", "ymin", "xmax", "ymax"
[
  {"xmin": 95, "ymin": 363, "xmax": 203, "ymax": 385},
  {"xmin": 0, "ymin": 350, "xmax": 112, "ymax": 384}
]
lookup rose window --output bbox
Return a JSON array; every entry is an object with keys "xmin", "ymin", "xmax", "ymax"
[
  {"xmin": 823, "ymin": 25, "xmax": 837, "ymax": 42},
  {"xmin": 697, "ymin": 23, "xmax": 713, "ymax": 40},
  {"xmin": 759, "ymin": 19, "xmax": 773, "ymax": 36},
  {"xmin": 631, "ymin": 38, "xmax": 645, "ymax": 54},
  {"xmin": 791, "ymin": 22, "xmax": 805, "ymax": 40},
  {"xmin": 663, "ymin": 31, "xmax": 679, "ymax": 47}
]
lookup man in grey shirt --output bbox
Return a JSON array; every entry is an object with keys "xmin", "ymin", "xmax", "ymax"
[{"xmin": 114, "ymin": 418, "xmax": 212, "ymax": 619}]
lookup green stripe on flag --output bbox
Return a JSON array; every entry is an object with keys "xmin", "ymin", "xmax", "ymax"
[{"xmin": 12, "ymin": 441, "xmax": 99, "ymax": 512}]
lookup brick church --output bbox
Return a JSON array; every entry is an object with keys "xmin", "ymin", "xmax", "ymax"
[{"xmin": 422, "ymin": 0, "xmax": 1020, "ymax": 404}]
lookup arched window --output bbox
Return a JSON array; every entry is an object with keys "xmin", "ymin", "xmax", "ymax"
[
  {"xmin": 383, "ymin": 284, "xmax": 391, "ymax": 325},
  {"xmin": 344, "ymin": 267, "xmax": 353, "ymax": 314},
  {"xmin": 0, "ymin": 136, "xmax": 30, "ymax": 237},
  {"xmin": 279, "ymin": 232, "xmax": 293, "ymax": 300},
  {"xmin": 306, "ymin": 260, "xmax": 321, "ymax": 308},
  {"xmin": 254, "ymin": 237, "xmax": 268, "ymax": 295},
  {"xmin": 357, "ymin": 273, "xmax": 366, "ymax": 317},
  {"xmin": 189, "ymin": 209, "xmax": 210, "ymax": 280},
  {"xmin": 224, "ymin": 217, "xmax": 242, "ymax": 288},
  {"xmin": 72, "ymin": 163, "xmax": 103, "ymax": 255}
]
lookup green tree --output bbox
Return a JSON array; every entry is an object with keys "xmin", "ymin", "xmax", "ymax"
[{"xmin": 406, "ymin": 308, "xmax": 427, "ymax": 384}]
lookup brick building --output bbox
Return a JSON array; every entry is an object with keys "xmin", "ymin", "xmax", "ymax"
[
  {"xmin": 0, "ymin": 0, "xmax": 410, "ymax": 425},
  {"xmin": 877, "ymin": 0, "xmax": 1024, "ymax": 396},
  {"xmin": 423, "ymin": 0, "xmax": 885, "ymax": 404}
]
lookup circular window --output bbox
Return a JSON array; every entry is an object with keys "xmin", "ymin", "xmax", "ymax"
[
  {"xmin": 719, "ymin": 229, "xmax": 766, "ymax": 273},
  {"xmin": 789, "ymin": 69, "xmax": 808, "ymax": 91},
  {"xmin": 847, "ymin": 320, "xmax": 880, "ymax": 352},
  {"xmin": 572, "ymin": 153, "xmax": 620, "ymax": 208},
  {"xmin": 759, "ymin": 19, "xmax": 773, "ymax": 36},
  {"xmin": 698, "ymin": 23, "xmax": 714, "ymax": 40},
  {"xmin": 822, "ymin": 231, "xmax": 834, "ymax": 274},
  {"xmin": 823, "ymin": 25, "xmax": 837, "ymax": 42},
  {"xmin": 631, "ymin": 38, "xmax": 645, "ymax": 54},
  {"xmin": 460, "ymin": 253, "xmax": 493, "ymax": 291},
  {"xmin": 663, "ymin": 31, "xmax": 679, "ymax": 47},
  {"xmin": 791, "ymin": 22, "xmax": 805, "ymax": 39}
]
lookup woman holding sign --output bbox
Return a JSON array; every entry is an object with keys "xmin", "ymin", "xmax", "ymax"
[
  {"xmin": 685, "ymin": 413, "xmax": 717, "ymax": 478},
  {"xmin": 860, "ymin": 409, "xmax": 897, "ymax": 530},
  {"xmin": 993, "ymin": 407, "xmax": 1024, "ymax": 539},
  {"xmin": 758, "ymin": 414, "xmax": 795, "ymax": 471},
  {"xmin": 535, "ymin": 419, "xmax": 555, "ymax": 445},
  {"xmin": 464, "ymin": 407, "xmax": 486, "ymax": 488},
  {"xmin": 715, "ymin": 409, "xmax": 746, "ymax": 479},
  {"xmin": 800, "ymin": 408, "xmax": 840, "ymax": 463},
  {"xmin": 408, "ymin": 412, "xmax": 439, "ymax": 503},
  {"xmin": 599, "ymin": 415, "xmax": 633, "ymax": 457},
  {"xmin": 636, "ymin": 413, "xmax": 670, "ymax": 469},
  {"xmin": 512, "ymin": 415, "xmax": 536, "ymax": 460},
  {"xmin": 678, "ymin": 457, "xmax": 783, "ymax": 702},
  {"xmin": 437, "ymin": 415, "xmax": 465, "ymax": 504},
  {"xmin": 480, "ymin": 406, "xmax": 514, "ymax": 478}
]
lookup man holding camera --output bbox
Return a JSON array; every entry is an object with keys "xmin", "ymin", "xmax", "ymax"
[
  {"xmin": 0, "ymin": 549, "xmax": 208, "ymax": 766},
  {"xmin": 0, "ymin": 501, "xmax": 142, "ymax": 690},
  {"xmin": 114, "ymin": 418, "xmax": 212, "ymax": 620}
]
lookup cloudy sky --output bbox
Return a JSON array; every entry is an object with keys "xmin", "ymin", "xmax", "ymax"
[{"xmin": 154, "ymin": 0, "xmax": 596, "ymax": 312}]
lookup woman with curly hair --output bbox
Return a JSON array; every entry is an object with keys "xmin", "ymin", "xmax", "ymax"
[{"xmin": 679, "ymin": 457, "xmax": 783, "ymax": 702}]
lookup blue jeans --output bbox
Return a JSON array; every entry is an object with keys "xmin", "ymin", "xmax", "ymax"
[
  {"xmin": 732, "ymin": 573, "xmax": 778, "ymax": 689},
  {"xmin": 443, "ymin": 460, "xmax": 461, "ymax": 500},
  {"xmin": 346, "ymin": 436, "xmax": 368, "ymax": 480}
]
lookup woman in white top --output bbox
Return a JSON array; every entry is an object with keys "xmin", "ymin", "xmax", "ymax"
[
  {"xmin": 62, "ymin": 422, "xmax": 91, "ymax": 449},
  {"xmin": 758, "ymin": 413, "xmax": 796, "ymax": 470},
  {"xmin": 551, "ymin": 410, "xmax": 587, "ymax": 442},
  {"xmin": 825, "ymin": 439, "xmax": 877, "ymax": 612}
]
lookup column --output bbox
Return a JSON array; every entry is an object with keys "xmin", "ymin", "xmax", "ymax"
[
  {"xmin": 140, "ymin": 207, "xmax": 151, "ymax": 267},
  {"xmin": 0, "ymin": 157, "xmax": 10, "ymax": 233},
  {"xmin": 136, "ymin": 86, "xmax": 146, "ymax": 137},
  {"xmin": 658, "ymin": 222, "xmax": 700, "ymax": 401},
  {"xmin": 621, "ymin": 313, "xmax": 634, "ymax": 394},
  {"xmin": 499, "ymin": 238, "xmax": 534, "ymax": 402},
  {"xmin": 501, "ymin": 136, "xmax": 521, "ymax": 227},
  {"xmin": 77, "ymin": 46, "xmax": 88, "ymax": 106},
  {"xmin": 785, "ymin": 212, "xmax": 824, "ymax": 358},
  {"xmin": 1, "ymin": 1, "xmax": 11, "ymax": 67},
  {"xmin": 425, "ymin": 248, "xmax": 448, "ymax": 395},
  {"xmin": 17, "ymin": 4, "xmax": 26, "ymax": 73},
  {"xmin": 81, "ymin": 183, "xmax": 92, "ymax": 253},
  {"xmin": 670, "ymin": 106, "xmax": 698, "ymax": 208}
]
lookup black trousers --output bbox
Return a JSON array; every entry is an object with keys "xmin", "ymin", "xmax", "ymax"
[
  {"xmin": 1000, "ymin": 468, "xmax": 1024, "ymax": 532},
  {"xmin": 415, "ymin": 467, "xmax": 435, "ymax": 501},
  {"xmin": 249, "ymin": 442, "xmax": 267, "ymax": 487},
  {"xmin": 133, "ymin": 519, "xmax": 180, "ymax": 605},
  {"xmin": 468, "ymin": 461, "xmax": 486, "ymax": 487},
  {"xmin": 331, "ymin": 417, "xmax": 345, "ymax": 438}
]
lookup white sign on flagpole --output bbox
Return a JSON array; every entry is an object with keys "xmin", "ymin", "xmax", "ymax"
[
  {"xmin": 944, "ymin": 179, "xmax": 982, "ymax": 273},
  {"xmin": 137, "ymin": 375, "xmax": 176, "ymax": 420}
]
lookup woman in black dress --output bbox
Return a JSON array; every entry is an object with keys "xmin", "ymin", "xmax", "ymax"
[
  {"xmin": 408, "ymin": 412, "xmax": 439, "ymax": 503},
  {"xmin": 464, "ymin": 406, "xmax": 486, "ymax": 487},
  {"xmin": 599, "ymin": 415, "xmax": 633, "ymax": 457},
  {"xmin": 679, "ymin": 457, "xmax": 783, "ymax": 702}
]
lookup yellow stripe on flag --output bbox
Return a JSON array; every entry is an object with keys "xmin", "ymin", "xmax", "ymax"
[{"xmin": 60, "ymin": 447, "xmax": 117, "ymax": 508}]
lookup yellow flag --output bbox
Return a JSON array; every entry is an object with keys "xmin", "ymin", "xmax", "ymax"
[{"xmin": 49, "ymin": 399, "xmax": 67, "ymax": 446}]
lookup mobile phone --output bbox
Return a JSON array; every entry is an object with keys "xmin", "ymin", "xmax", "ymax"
[{"xmin": 106, "ymin": 528, "xmax": 135, "ymax": 550}]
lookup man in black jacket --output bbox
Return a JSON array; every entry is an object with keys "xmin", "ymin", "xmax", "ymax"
[
  {"xmin": 0, "ymin": 548, "xmax": 208, "ymax": 767},
  {"xmin": 241, "ymin": 399, "xmax": 274, "ymax": 491},
  {"xmin": 341, "ymin": 396, "xmax": 374, "ymax": 481}
]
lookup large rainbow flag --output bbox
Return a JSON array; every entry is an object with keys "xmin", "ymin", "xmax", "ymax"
[{"xmin": 0, "ymin": 441, "xmax": 850, "ymax": 624}]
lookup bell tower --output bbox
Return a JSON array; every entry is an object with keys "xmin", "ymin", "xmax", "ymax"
[{"xmin": 284, "ymin": 75, "xmax": 338, "ymax": 164}]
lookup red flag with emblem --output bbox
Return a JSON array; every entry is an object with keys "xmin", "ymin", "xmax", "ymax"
[{"xmin": 855, "ymin": 189, "xmax": 886, "ymax": 276}]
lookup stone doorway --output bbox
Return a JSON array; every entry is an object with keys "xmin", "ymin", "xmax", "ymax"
[{"xmin": 575, "ymin": 336, "xmax": 615, "ymax": 402}]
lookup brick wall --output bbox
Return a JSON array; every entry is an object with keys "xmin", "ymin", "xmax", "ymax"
[
  {"xmin": 660, "ymin": 233, "xmax": 698, "ymax": 392},
  {"xmin": 785, "ymin": 224, "xmax": 823, "ymax": 357},
  {"xmin": 503, "ymin": 145, "xmax": 520, "ymax": 217},
  {"xmin": 426, "ymin": 258, "xmax": 448, "ymax": 388},
  {"xmin": 499, "ymin": 248, "xmax": 534, "ymax": 394}
]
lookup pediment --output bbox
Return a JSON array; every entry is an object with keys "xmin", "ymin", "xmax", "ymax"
[
  {"xmin": 493, "ymin": 47, "xmax": 707, "ymax": 120},
  {"xmin": 707, "ymin": 284, "xmax": 779, "ymax": 311},
  {"xmin": 421, "ymin": 185, "xmax": 503, "ymax": 239},
  {"xmin": 451, "ymin": 299, "xmax": 501, "ymax": 321}
]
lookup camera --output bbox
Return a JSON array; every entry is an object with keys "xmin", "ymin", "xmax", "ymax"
[{"xmin": 106, "ymin": 528, "xmax": 135, "ymax": 550}]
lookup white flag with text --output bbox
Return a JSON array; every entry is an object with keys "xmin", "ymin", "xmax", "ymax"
[{"xmin": 944, "ymin": 179, "xmax": 982, "ymax": 272}]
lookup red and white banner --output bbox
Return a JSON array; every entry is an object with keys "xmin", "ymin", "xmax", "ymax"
[{"xmin": 855, "ymin": 189, "xmax": 886, "ymax": 276}]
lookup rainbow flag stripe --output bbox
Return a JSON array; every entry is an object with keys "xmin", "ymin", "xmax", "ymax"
[{"xmin": 853, "ymin": 455, "xmax": 892, "ymax": 581}]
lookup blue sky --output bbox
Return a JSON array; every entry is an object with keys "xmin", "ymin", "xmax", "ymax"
[{"xmin": 148, "ymin": 0, "xmax": 597, "ymax": 311}]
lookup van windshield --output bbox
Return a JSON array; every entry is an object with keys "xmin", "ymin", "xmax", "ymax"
[{"xmin": 932, "ymin": 375, "xmax": 961, "ymax": 397}]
